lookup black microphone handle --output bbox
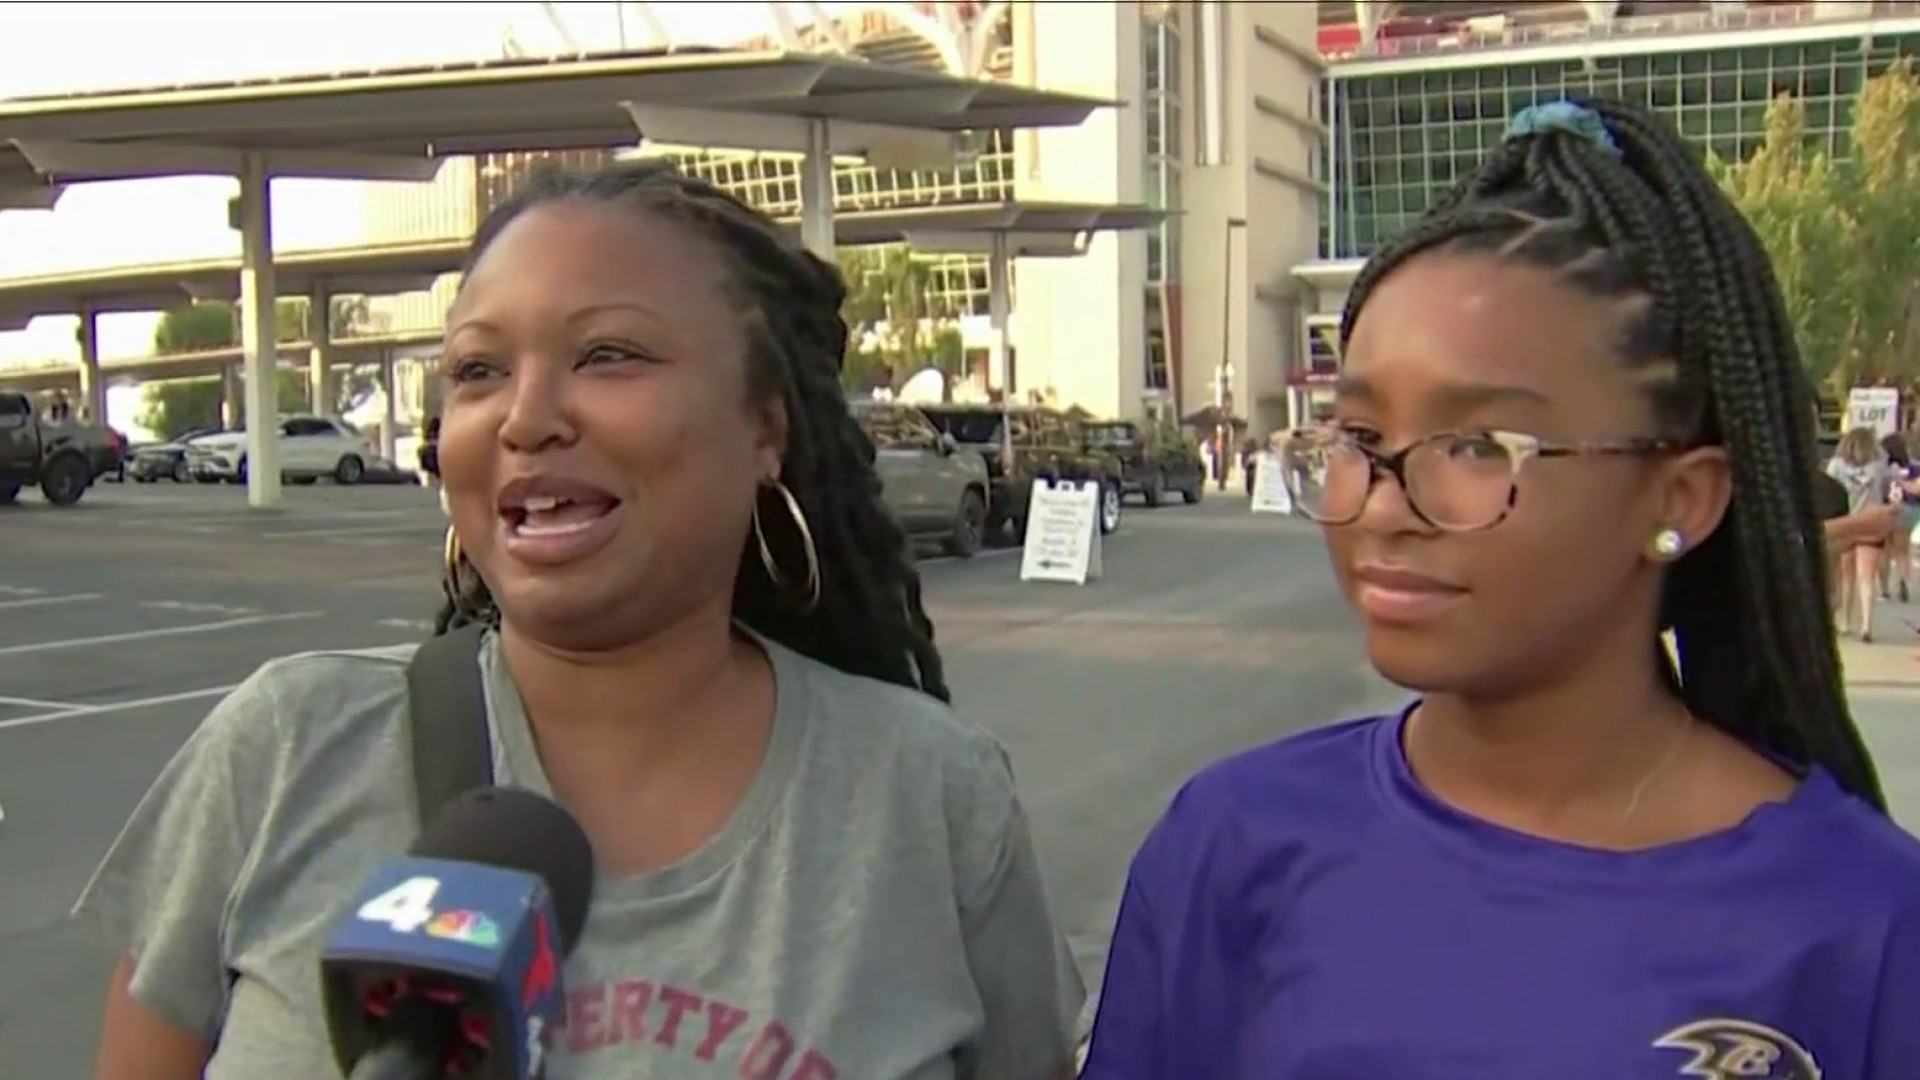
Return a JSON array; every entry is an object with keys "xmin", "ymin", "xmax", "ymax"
[{"xmin": 346, "ymin": 1041, "xmax": 440, "ymax": 1080}]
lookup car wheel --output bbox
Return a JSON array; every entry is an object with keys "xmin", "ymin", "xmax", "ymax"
[
  {"xmin": 1099, "ymin": 481, "xmax": 1123, "ymax": 535},
  {"xmin": 41, "ymin": 454, "xmax": 89, "ymax": 506},
  {"xmin": 0, "ymin": 480, "xmax": 20, "ymax": 505},
  {"xmin": 941, "ymin": 489, "xmax": 988, "ymax": 559},
  {"xmin": 171, "ymin": 459, "xmax": 191, "ymax": 483},
  {"xmin": 1182, "ymin": 477, "xmax": 1203, "ymax": 505},
  {"xmin": 335, "ymin": 454, "xmax": 365, "ymax": 485},
  {"xmin": 1142, "ymin": 472, "xmax": 1163, "ymax": 507}
]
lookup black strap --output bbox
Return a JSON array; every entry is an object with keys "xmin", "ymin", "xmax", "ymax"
[{"xmin": 404, "ymin": 623, "xmax": 495, "ymax": 825}]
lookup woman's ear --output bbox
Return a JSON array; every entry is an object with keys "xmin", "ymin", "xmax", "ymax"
[{"xmin": 1653, "ymin": 445, "xmax": 1731, "ymax": 557}]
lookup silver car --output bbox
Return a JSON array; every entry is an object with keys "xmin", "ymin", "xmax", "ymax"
[{"xmin": 853, "ymin": 401, "xmax": 992, "ymax": 558}]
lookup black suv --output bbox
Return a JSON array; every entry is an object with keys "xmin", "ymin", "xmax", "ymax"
[
  {"xmin": 917, "ymin": 404, "xmax": 1125, "ymax": 542},
  {"xmin": 1081, "ymin": 419, "xmax": 1205, "ymax": 507}
]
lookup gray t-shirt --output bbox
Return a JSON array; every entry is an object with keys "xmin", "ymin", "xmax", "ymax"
[{"xmin": 75, "ymin": 633, "xmax": 1084, "ymax": 1080}]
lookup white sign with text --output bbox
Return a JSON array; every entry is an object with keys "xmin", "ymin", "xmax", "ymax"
[
  {"xmin": 1249, "ymin": 452, "xmax": 1295, "ymax": 515},
  {"xmin": 1018, "ymin": 480, "xmax": 1103, "ymax": 585},
  {"xmin": 1847, "ymin": 387, "xmax": 1900, "ymax": 438}
]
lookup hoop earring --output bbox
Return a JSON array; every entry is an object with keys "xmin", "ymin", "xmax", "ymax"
[
  {"xmin": 752, "ymin": 479, "xmax": 821, "ymax": 612},
  {"xmin": 442, "ymin": 525, "xmax": 465, "ymax": 611}
]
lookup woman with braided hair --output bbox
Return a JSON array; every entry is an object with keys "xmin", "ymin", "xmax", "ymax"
[
  {"xmin": 82, "ymin": 161, "xmax": 1083, "ymax": 1080},
  {"xmin": 1081, "ymin": 99, "xmax": 1920, "ymax": 1078}
]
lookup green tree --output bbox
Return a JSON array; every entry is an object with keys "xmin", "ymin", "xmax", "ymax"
[
  {"xmin": 139, "ymin": 295, "xmax": 376, "ymax": 435},
  {"xmin": 1835, "ymin": 59, "xmax": 1920, "ymax": 387},
  {"xmin": 835, "ymin": 245, "xmax": 961, "ymax": 390},
  {"xmin": 1711, "ymin": 61, "xmax": 1920, "ymax": 392}
]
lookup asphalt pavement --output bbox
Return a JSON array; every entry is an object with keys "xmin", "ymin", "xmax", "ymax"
[
  {"xmin": 7, "ymin": 480, "xmax": 1910, "ymax": 1074},
  {"xmin": 0, "ymin": 477, "xmax": 1388, "ymax": 1073}
]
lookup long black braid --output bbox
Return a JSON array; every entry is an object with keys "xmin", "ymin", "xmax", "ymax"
[
  {"xmin": 433, "ymin": 159, "xmax": 950, "ymax": 703},
  {"xmin": 1342, "ymin": 96, "xmax": 1885, "ymax": 810}
]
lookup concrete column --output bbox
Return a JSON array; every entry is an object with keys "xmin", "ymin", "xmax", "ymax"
[
  {"xmin": 797, "ymin": 119, "xmax": 836, "ymax": 260},
  {"xmin": 236, "ymin": 152, "xmax": 283, "ymax": 508},
  {"xmin": 75, "ymin": 307, "xmax": 103, "ymax": 424},
  {"xmin": 307, "ymin": 285, "xmax": 333, "ymax": 414},
  {"xmin": 378, "ymin": 350, "xmax": 398, "ymax": 462}
]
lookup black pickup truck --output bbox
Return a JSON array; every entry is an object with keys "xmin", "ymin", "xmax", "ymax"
[
  {"xmin": 0, "ymin": 390, "xmax": 126, "ymax": 505},
  {"xmin": 1082, "ymin": 419, "xmax": 1205, "ymax": 507},
  {"xmin": 918, "ymin": 403, "xmax": 1126, "ymax": 542}
]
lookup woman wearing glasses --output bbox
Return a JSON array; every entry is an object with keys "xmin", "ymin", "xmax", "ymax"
[{"xmin": 1080, "ymin": 99, "xmax": 1920, "ymax": 1078}]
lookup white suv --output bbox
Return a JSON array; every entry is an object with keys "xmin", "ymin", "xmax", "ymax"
[{"xmin": 186, "ymin": 415, "xmax": 376, "ymax": 485}]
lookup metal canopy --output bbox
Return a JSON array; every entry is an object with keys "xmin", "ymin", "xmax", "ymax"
[
  {"xmin": 0, "ymin": 329, "xmax": 445, "ymax": 392},
  {"xmin": 829, "ymin": 201, "xmax": 1164, "ymax": 255},
  {"xmin": 0, "ymin": 201, "xmax": 1161, "ymax": 325},
  {"xmin": 0, "ymin": 240, "xmax": 468, "ymax": 326},
  {"xmin": 0, "ymin": 48, "xmax": 1112, "ymax": 193}
]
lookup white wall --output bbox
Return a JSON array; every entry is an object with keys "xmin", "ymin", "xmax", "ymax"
[{"xmin": 1011, "ymin": 0, "xmax": 1149, "ymax": 418}]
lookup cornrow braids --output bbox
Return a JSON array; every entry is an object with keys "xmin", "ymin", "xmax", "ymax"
[
  {"xmin": 433, "ymin": 159, "xmax": 950, "ymax": 703},
  {"xmin": 1341, "ymin": 97, "xmax": 1885, "ymax": 810}
]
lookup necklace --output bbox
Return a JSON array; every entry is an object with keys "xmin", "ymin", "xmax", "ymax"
[{"xmin": 1614, "ymin": 716, "xmax": 1694, "ymax": 836}]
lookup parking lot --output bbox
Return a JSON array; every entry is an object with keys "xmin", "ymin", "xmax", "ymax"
[{"xmin": 0, "ymin": 479, "xmax": 1391, "ymax": 1072}]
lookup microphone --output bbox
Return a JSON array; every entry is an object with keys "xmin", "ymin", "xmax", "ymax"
[{"xmin": 320, "ymin": 788, "xmax": 595, "ymax": 1080}]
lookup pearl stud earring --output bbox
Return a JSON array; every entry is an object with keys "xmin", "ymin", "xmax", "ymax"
[{"xmin": 1652, "ymin": 528, "xmax": 1685, "ymax": 559}]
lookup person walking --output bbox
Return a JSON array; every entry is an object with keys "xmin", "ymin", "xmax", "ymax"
[{"xmin": 1828, "ymin": 426, "xmax": 1892, "ymax": 640}]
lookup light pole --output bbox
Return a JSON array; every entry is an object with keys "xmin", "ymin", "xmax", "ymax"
[{"xmin": 1217, "ymin": 216, "xmax": 1247, "ymax": 489}]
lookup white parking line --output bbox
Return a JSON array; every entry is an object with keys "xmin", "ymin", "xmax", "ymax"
[
  {"xmin": 0, "ymin": 693, "xmax": 82, "ymax": 711},
  {"xmin": 0, "ymin": 684, "xmax": 239, "ymax": 732},
  {"xmin": 0, "ymin": 593, "xmax": 103, "ymax": 611},
  {"xmin": 262, "ymin": 522, "xmax": 439, "ymax": 540},
  {"xmin": 140, "ymin": 600, "xmax": 257, "ymax": 617},
  {"xmin": 0, "ymin": 585, "xmax": 44, "ymax": 597},
  {"xmin": 0, "ymin": 611, "xmax": 321, "ymax": 658}
]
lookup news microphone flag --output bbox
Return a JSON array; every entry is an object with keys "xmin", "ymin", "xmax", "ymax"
[{"xmin": 322, "ymin": 856, "xmax": 564, "ymax": 1079}]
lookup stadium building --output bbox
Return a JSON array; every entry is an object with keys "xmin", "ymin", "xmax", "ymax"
[
  {"xmin": 362, "ymin": 2, "xmax": 1326, "ymax": 432},
  {"xmin": 1291, "ymin": 0, "xmax": 1920, "ymax": 422}
]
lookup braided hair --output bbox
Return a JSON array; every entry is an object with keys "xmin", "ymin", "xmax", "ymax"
[
  {"xmin": 434, "ymin": 160, "xmax": 950, "ymax": 703},
  {"xmin": 1341, "ymin": 97, "xmax": 1886, "ymax": 810}
]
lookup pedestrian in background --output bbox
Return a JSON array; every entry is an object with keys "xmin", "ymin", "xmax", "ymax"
[{"xmin": 1828, "ymin": 426, "xmax": 1892, "ymax": 640}]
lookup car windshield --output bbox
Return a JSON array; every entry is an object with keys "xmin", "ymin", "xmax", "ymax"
[
  {"xmin": 1084, "ymin": 423, "xmax": 1139, "ymax": 447},
  {"xmin": 921, "ymin": 411, "xmax": 1005, "ymax": 445}
]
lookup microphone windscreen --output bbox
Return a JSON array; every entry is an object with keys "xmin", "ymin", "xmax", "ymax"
[{"xmin": 409, "ymin": 787, "xmax": 595, "ymax": 955}]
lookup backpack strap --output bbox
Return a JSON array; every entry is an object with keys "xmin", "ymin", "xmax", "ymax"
[{"xmin": 404, "ymin": 622, "xmax": 495, "ymax": 824}]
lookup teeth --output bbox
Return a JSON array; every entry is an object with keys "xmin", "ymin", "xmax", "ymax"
[
  {"xmin": 516, "ymin": 518, "xmax": 597, "ymax": 539},
  {"xmin": 523, "ymin": 495, "xmax": 562, "ymax": 512}
]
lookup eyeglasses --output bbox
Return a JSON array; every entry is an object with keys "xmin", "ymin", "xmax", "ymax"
[{"xmin": 1278, "ymin": 425, "xmax": 1687, "ymax": 532}]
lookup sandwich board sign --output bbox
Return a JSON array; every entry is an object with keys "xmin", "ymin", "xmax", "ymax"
[
  {"xmin": 1019, "ymin": 479, "xmax": 1103, "ymax": 585},
  {"xmin": 1846, "ymin": 387, "xmax": 1900, "ymax": 439},
  {"xmin": 1249, "ymin": 452, "xmax": 1295, "ymax": 515}
]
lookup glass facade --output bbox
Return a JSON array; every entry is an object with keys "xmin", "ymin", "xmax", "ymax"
[
  {"xmin": 660, "ymin": 134, "xmax": 1015, "ymax": 317},
  {"xmin": 1143, "ymin": 4, "xmax": 1183, "ymax": 391},
  {"xmin": 1325, "ymin": 31, "xmax": 1920, "ymax": 258}
]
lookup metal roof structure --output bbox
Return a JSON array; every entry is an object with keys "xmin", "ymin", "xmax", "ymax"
[
  {"xmin": 0, "ymin": 201, "xmax": 1161, "ymax": 330},
  {"xmin": 0, "ymin": 329, "xmax": 444, "ymax": 393},
  {"xmin": 0, "ymin": 48, "xmax": 1114, "ymax": 205},
  {"xmin": 0, "ymin": 200, "xmax": 1158, "ymax": 387},
  {"xmin": 0, "ymin": 240, "xmax": 466, "ymax": 331}
]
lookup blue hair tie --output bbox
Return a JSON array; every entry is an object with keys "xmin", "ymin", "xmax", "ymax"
[{"xmin": 1506, "ymin": 101, "xmax": 1620, "ymax": 156}]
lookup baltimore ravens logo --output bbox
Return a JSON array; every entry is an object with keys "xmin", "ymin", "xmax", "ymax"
[{"xmin": 1653, "ymin": 1018, "xmax": 1822, "ymax": 1079}]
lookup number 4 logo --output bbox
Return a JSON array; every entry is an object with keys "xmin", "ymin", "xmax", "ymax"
[{"xmin": 357, "ymin": 876, "xmax": 441, "ymax": 934}]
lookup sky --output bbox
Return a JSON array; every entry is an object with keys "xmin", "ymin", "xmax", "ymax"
[{"xmin": 0, "ymin": 0, "xmax": 885, "ymax": 407}]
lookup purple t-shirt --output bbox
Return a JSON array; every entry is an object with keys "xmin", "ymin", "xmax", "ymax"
[{"xmin": 1082, "ymin": 713, "xmax": 1920, "ymax": 1079}]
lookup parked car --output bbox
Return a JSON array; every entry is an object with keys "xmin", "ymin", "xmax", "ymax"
[
  {"xmin": 185, "ymin": 415, "xmax": 376, "ymax": 485},
  {"xmin": 917, "ymin": 403, "xmax": 1125, "ymax": 542},
  {"xmin": 0, "ymin": 389, "xmax": 125, "ymax": 505},
  {"xmin": 852, "ymin": 401, "xmax": 992, "ymax": 557},
  {"xmin": 128, "ymin": 426, "xmax": 225, "ymax": 483},
  {"xmin": 1082, "ymin": 419, "xmax": 1205, "ymax": 506}
]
